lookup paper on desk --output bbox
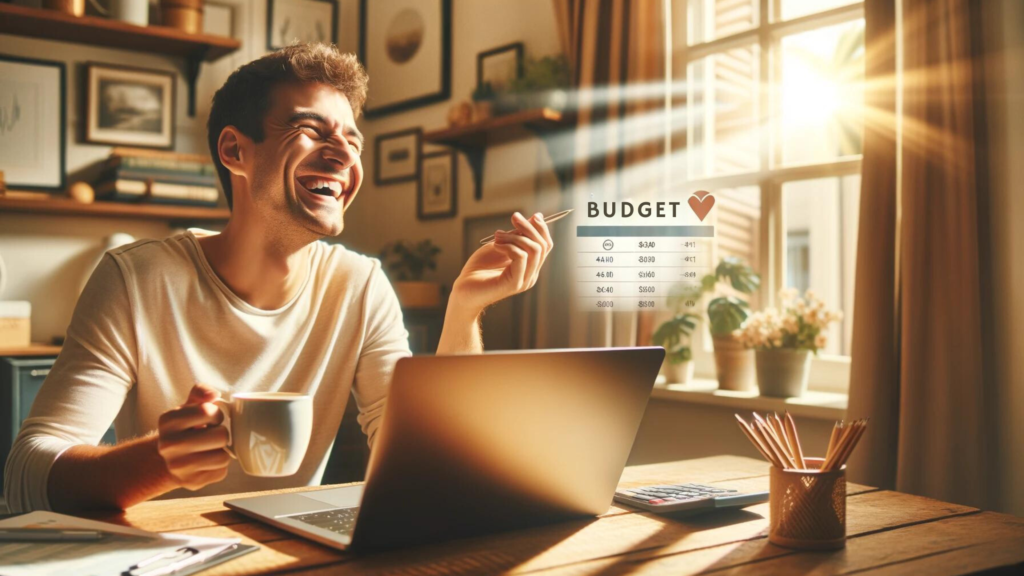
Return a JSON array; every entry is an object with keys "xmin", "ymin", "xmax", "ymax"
[{"xmin": 0, "ymin": 511, "xmax": 239, "ymax": 576}]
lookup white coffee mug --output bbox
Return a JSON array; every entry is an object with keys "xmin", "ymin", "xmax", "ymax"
[{"xmin": 215, "ymin": 392, "xmax": 313, "ymax": 477}]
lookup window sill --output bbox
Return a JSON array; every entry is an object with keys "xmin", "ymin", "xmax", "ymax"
[{"xmin": 651, "ymin": 376, "xmax": 847, "ymax": 420}]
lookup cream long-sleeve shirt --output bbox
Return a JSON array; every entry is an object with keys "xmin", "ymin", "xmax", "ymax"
[{"xmin": 3, "ymin": 229, "xmax": 411, "ymax": 513}]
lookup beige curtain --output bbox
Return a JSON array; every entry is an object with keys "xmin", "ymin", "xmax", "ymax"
[
  {"xmin": 538, "ymin": 0, "xmax": 666, "ymax": 348},
  {"xmin": 848, "ymin": 0, "xmax": 997, "ymax": 509}
]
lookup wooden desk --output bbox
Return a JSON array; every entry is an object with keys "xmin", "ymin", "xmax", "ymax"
[{"xmin": 82, "ymin": 456, "xmax": 1024, "ymax": 575}]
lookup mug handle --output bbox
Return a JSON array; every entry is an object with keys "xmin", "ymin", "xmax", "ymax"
[{"xmin": 213, "ymin": 398, "xmax": 237, "ymax": 459}]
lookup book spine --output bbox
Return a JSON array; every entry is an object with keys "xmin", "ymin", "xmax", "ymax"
[
  {"xmin": 102, "ymin": 167, "xmax": 217, "ymax": 186},
  {"xmin": 150, "ymin": 182, "xmax": 220, "ymax": 204},
  {"xmin": 108, "ymin": 157, "xmax": 215, "ymax": 176},
  {"xmin": 96, "ymin": 179, "xmax": 220, "ymax": 206}
]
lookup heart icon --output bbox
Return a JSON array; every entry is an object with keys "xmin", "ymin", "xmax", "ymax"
[{"xmin": 688, "ymin": 190, "xmax": 715, "ymax": 221}]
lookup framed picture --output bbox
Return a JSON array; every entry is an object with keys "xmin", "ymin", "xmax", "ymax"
[
  {"xmin": 0, "ymin": 54, "xmax": 66, "ymax": 191},
  {"xmin": 477, "ymin": 42, "xmax": 523, "ymax": 92},
  {"xmin": 360, "ymin": 0, "xmax": 451, "ymax": 118},
  {"xmin": 267, "ymin": 0, "xmax": 338, "ymax": 51},
  {"xmin": 375, "ymin": 128, "xmax": 421, "ymax": 185},
  {"xmin": 84, "ymin": 63, "xmax": 175, "ymax": 150},
  {"xmin": 418, "ymin": 150, "xmax": 456, "ymax": 220}
]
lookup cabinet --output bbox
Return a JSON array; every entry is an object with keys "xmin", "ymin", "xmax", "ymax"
[{"xmin": 0, "ymin": 357, "xmax": 116, "ymax": 494}]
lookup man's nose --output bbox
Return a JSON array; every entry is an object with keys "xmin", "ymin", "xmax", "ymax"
[{"xmin": 321, "ymin": 137, "xmax": 357, "ymax": 170}]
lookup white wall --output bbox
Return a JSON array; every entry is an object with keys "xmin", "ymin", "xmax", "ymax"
[
  {"xmin": 0, "ymin": 0, "xmax": 562, "ymax": 343},
  {"xmin": 982, "ymin": 0, "xmax": 1024, "ymax": 517},
  {"xmin": 341, "ymin": 0, "xmax": 563, "ymax": 285}
]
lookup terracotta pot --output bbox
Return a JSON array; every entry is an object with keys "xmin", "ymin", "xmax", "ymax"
[
  {"xmin": 43, "ymin": 0, "xmax": 85, "ymax": 16},
  {"xmin": 161, "ymin": 0, "xmax": 203, "ymax": 34},
  {"xmin": 755, "ymin": 348, "xmax": 812, "ymax": 397},
  {"xmin": 472, "ymin": 100, "xmax": 494, "ymax": 122},
  {"xmin": 663, "ymin": 359, "xmax": 695, "ymax": 385},
  {"xmin": 393, "ymin": 281, "xmax": 441, "ymax": 309},
  {"xmin": 712, "ymin": 334, "xmax": 756, "ymax": 391}
]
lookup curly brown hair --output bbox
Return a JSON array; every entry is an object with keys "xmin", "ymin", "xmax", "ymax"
[{"xmin": 207, "ymin": 43, "xmax": 369, "ymax": 209}]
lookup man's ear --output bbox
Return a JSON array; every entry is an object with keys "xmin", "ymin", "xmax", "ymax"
[{"xmin": 217, "ymin": 126, "xmax": 251, "ymax": 177}]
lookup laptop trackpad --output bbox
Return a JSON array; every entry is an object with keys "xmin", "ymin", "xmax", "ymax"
[{"xmin": 302, "ymin": 485, "xmax": 364, "ymax": 509}]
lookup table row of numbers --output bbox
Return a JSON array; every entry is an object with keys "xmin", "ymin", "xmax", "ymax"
[
  {"xmin": 576, "ymin": 280, "xmax": 705, "ymax": 298},
  {"xmin": 577, "ymin": 252, "xmax": 706, "ymax": 267},
  {"xmin": 576, "ymin": 297, "xmax": 682, "ymax": 311},
  {"xmin": 578, "ymin": 268, "xmax": 708, "ymax": 282},
  {"xmin": 576, "ymin": 237, "xmax": 705, "ymax": 253}
]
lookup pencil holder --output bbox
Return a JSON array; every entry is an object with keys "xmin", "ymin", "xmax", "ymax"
[{"xmin": 769, "ymin": 457, "xmax": 846, "ymax": 550}]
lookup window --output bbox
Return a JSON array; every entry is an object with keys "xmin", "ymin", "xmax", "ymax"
[{"xmin": 671, "ymin": 0, "xmax": 864, "ymax": 391}]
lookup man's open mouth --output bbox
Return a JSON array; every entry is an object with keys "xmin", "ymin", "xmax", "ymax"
[{"xmin": 296, "ymin": 175, "xmax": 349, "ymax": 205}]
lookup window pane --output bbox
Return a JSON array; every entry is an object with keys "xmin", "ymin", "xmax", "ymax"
[
  {"xmin": 783, "ymin": 175, "xmax": 860, "ymax": 356},
  {"xmin": 780, "ymin": 0, "xmax": 858, "ymax": 21},
  {"xmin": 687, "ymin": 0, "xmax": 758, "ymax": 45},
  {"xmin": 710, "ymin": 186, "xmax": 763, "ymax": 310},
  {"xmin": 779, "ymin": 19, "xmax": 864, "ymax": 166},
  {"xmin": 687, "ymin": 45, "xmax": 760, "ymax": 179}
]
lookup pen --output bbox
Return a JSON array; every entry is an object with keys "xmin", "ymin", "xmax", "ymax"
[
  {"xmin": 479, "ymin": 209, "xmax": 574, "ymax": 245},
  {"xmin": 0, "ymin": 528, "xmax": 106, "ymax": 542},
  {"xmin": 124, "ymin": 546, "xmax": 199, "ymax": 576}
]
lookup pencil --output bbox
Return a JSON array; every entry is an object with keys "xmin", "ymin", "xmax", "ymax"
[
  {"xmin": 735, "ymin": 415, "xmax": 780, "ymax": 467},
  {"xmin": 478, "ymin": 209, "xmax": 574, "ymax": 244},
  {"xmin": 784, "ymin": 412, "xmax": 806, "ymax": 469}
]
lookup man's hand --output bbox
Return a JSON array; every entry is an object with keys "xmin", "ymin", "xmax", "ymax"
[
  {"xmin": 451, "ymin": 212, "xmax": 554, "ymax": 316},
  {"xmin": 156, "ymin": 384, "xmax": 231, "ymax": 491}
]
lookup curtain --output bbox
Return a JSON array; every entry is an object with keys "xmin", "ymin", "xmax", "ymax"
[
  {"xmin": 848, "ymin": 0, "xmax": 997, "ymax": 509},
  {"xmin": 538, "ymin": 0, "xmax": 667, "ymax": 349}
]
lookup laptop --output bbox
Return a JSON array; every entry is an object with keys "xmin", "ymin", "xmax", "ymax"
[{"xmin": 225, "ymin": 347, "xmax": 664, "ymax": 551}]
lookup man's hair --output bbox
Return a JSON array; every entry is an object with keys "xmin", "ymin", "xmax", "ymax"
[{"xmin": 207, "ymin": 43, "xmax": 369, "ymax": 209}]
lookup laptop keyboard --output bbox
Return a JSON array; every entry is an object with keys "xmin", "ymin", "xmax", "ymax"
[{"xmin": 290, "ymin": 507, "xmax": 358, "ymax": 536}]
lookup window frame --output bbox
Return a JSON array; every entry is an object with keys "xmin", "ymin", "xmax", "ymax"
[{"xmin": 674, "ymin": 0, "xmax": 865, "ymax": 393}]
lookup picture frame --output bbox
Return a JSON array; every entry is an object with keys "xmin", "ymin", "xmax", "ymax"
[
  {"xmin": 360, "ymin": 0, "xmax": 451, "ymax": 118},
  {"xmin": 477, "ymin": 42, "xmax": 524, "ymax": 93},
  {"xmin": 267, "ymin": 0, "xmax": 339, "ymax": 51},
  {"xmin": 0, "ymin": 54, "xmax": 66, "ymax": 192},
  {"xmin": 374, "ymin": 128, "xmax": 421, "ymax": 186},
  {"xmin": 84, "ymin": 63, "xmax": 175, "ymax": 150},
  {"xmin": 418, "ymin": 150, "xmax": 456, "ymax": 220}
]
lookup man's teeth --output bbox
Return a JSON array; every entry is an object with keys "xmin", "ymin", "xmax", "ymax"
[{"xmin": 304, "ymin": 178, "xmax": 342, "ymax": 197}]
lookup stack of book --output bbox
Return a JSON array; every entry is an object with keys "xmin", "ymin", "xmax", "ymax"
[{"xmin": 95, "ymin": 148, "xmax": 221, "ymax": 207}]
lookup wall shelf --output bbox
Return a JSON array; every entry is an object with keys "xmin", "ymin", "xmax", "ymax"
[
  {"xmin": 0, "ymin": 195, "xmax": 230, "ymax": 223},
  {"xmin": 0, "ymin": 3, "xmax": 242, "ymax": 116},
  {"xmin": 423, "ymin": 108, "xmax": 575, "ymax": 200}
]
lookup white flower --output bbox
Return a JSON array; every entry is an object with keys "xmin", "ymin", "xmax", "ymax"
[
  {"xmin": 779, "ymin": 288, "xmax": 799, "ymax": 302},
  {"xmin": 782, "ymin": 316, "xmax": 799, "ymax": 333},
  {"xmin": 814, "ymin": 334, "xmax": 828, "ymax": 349},
  {"xmin": 802, "ymin": 310, "xmax": 818, "ymax": 324},
  {"xmin": 805, "ymin": 289, "xmax": 819, "ymax": 302}
]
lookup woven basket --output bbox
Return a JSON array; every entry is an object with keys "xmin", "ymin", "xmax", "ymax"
[{"xmin": 769, "ymin": 457, "xmax": 846, "ymax": 550}]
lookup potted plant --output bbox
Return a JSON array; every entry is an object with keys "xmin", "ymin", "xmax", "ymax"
[
  {"xmin": 652, "ymin": 312, "xmax": 700, "ymax": 385},
  {"xmin": 700, "ymin": 257, "xmax": 760, "ymax": 391},
  {"xmin": 506, "ymin": 55, "xmax": 571, "ymax": 113},
  {"xmin": 379, "ymin": 240, "xmax": 443, "ymax": 308},
  {"xmin": 737, "ymin": 288, "xmax": 842, "ymax": 397},
  {"xmin": 470, "ymin": 82, "xmax": 496, "ymax": 122}
]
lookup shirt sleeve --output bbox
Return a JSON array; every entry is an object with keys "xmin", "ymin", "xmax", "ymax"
[
  {"xmin": 351, "ymin": 261, "xmax": 411, "ymax": 449},
  {"xmin": 3, "ymin": 254, "xmax": 137, "ymax": 513}
]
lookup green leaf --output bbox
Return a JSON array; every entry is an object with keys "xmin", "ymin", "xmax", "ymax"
[
  {"xmin": 707, "ymin": 296, "xmax": 749, "ymax": 335},
  {"xmin": 715, "ymin": 257, "xmax": 761, "ymax": 294}
]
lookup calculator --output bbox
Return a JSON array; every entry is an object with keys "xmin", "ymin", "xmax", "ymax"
[{"xmin": 614, "ymin": 483, "xmax": 769, "ymax": 514}]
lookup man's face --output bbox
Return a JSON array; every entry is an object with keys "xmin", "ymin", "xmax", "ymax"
[{"xmin": 248, "ymin": 81, "xmax": 364, "ymax": 238}]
